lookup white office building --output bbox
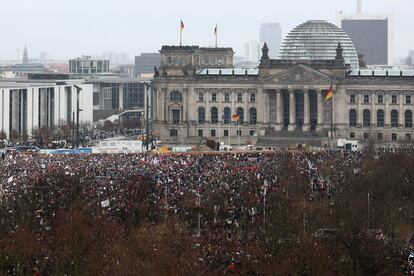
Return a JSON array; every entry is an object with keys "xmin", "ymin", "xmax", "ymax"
[{"xmin": 0, "ymin": 79, "xmax": 93, "ymax": 139}]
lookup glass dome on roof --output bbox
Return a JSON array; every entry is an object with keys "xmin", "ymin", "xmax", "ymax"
[{"xmin": 278, "ymin": 20, "xmax": 359, "ymax": 68}]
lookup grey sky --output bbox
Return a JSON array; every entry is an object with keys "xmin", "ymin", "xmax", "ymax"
[{"xmin": 0, "ymin": 0, "xmax": 412, "ymax": 60}]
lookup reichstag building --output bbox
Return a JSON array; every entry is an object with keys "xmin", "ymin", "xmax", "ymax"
[{"xmin": 151, "ymin": 20, "xmax": 414, "ymax": 146}]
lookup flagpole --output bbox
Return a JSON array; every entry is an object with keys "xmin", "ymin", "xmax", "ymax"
[
  {"xmin": 218, "ymin": 116, "xmax": 221, "ymax": 151},
  {"xmin": 330, "ymin": 83, "xmax": 334, "ymax": 146},
  {"xmin": 180, "ymin": 20, "xmax": 183, "ymax": 46},
  {"xmin": 228, "ymin": 118, "xmax": 231, "ymax": 149},
  {"xmin": 237, "ymin": 119, "xmax": 240, "ymax": 148}
]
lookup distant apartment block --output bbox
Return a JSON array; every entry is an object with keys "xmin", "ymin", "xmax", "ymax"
[
  {"xmin": 244, "ymin": 40, "xmax": 261, "ymax": 62},
  {"xmin": 69, "ymin": 56, "xmax": 110, "ymax": 75},
  {"xmin": 134, "ymin": 53, "xmax": 160, "ymax": 77},
  {"xmin": 260, "ymin": 23, "xmax": 282, "ymax": 59}
]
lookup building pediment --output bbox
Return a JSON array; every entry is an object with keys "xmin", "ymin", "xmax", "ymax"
[{"xmin": 263, "ymin": 65, "xmax": 331, "ymax": 84}]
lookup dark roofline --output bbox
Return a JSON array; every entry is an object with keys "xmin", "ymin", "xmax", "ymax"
[
  {"xmin": 259, "ymin": 58, "xmax": 349, "ymax": 69},
  {"xmin": 160, "ymin": 45, "xmax": 233, "ymax": 52}
]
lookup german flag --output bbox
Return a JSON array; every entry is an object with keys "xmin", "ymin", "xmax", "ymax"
[
  {"xmin": 325, "ymin": 84, "xmax": 333, "ymax": 101},
  {"xmin": 214, "ymin": 25, "xmax": 217, "ymax": 36},
  {"xmin": 232, "ymin": 114, "xmax": 240, "ymax": 121},
  {"xmin": 180, "ymin": 20, "xmax": 185, "ymax": 32}
]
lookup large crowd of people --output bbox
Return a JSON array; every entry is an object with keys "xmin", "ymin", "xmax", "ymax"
[
  {"xmin": 0, "ymin": 151, "xmax": 362, "ymax": 226},
  {"xmin": 0, "ymin": 150, "xmax": 413, "ymax": 274}
]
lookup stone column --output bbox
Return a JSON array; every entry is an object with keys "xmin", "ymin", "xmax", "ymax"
[
  {"xmin": 399, "ymin": 93, "xmax": 404, "ymax": 127},
  {"xmin": 357, "ymin": 92, "xmax": 363, "ymax": 127},
  {"xmin": 243, "ymin": 89, "xmax": 248, "ymax": 124},
  {"xmin": 11, "ymin": 90, "xmax": 19, "ymax": 132},
  {"xmin": 263, "ymin": 88, "xmax": 269, "ymax": 124},
  {"xmin": 384, "ymin": 94, "xmax": 390, "ymax": 127},
  {"xmin": 275, "ymin": 89, "xmax": 283, "ymax": 130},
  {"xmin": 205, "ymin": 90, "xmax": 210, "ymax": 123},
  {"xmin": 3, "ymin": 90, "xmax": 10, "ymax": 138},
  {"xmin": 183, "ymin": 88, "xmax": 188, "ymax": 122},
  {"xmin": 370, "ymin": 93, "xmax": 376, "ymax": 128},
  {"xmin": 303, "ymin": 89, "xmax": 310, "ymax": 131},
  {"xmin": 288, "ymin": 89, "xmax": 296, "ymax": 131},
  {"xmin": 316, "ymin": 89, "xmax": 323, "ymax": 131},
  {"xmin": 163, "ymin": 88, "xmax": 168, "ymax": 122},
  {"xmin": 153, "ymin": 88, "xmax": 158, "ymax": 121},
  {"xmin": 158, "ymin": 88, "xmax": 165, "ymax": 122},
  {"xmin": 40, "ymin": 88, "xmax": 48, "ymax": 127}
]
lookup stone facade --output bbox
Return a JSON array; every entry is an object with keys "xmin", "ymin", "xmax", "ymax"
[{"xmin": 151, "ymin": 44, "xmax": 414, "ymax": 145}]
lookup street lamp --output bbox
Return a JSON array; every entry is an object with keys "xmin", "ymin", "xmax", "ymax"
[
  {"xmin": 74, "ymin": 85, "xmax": 83, "ymax": 148},
  {"xmin": 144, "ymin": 83, "xmax": 152, "ymax": 152}
]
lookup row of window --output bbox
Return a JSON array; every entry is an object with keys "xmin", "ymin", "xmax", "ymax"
[
  {"xmin": 198, "ymin": 92, "xmax": 256, "ymax": 103},
  {"xmin": 169, "ymin": 129, "xmax": 256, "ymax": 137},
  {"xmin": 169, "ymin": 90, "xmax": 258, "ymax": 103},
  {"xmin": 197, "ymin": 129, "xmax": 255, "ymax": 137},
  {"xmin": 350, "ymin": 94, "xmax": 412, "ymax": 105},
  {"xmin": 198, "ymin": 107, "xmax": 257, "ymax": 125},
  {"xmin": 349, "ymin": 132, "xmax": 412, "ymax": 142},
  {"xmin": 349, "ymin": 109, "xmax": 412, "ymax": 128}
]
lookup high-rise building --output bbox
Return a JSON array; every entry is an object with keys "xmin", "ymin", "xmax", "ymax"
[
  {"xmin": 407, "ymin": 50, "xmax": 414, "ymax": 66},
  {"xmin": 69, "ymin": 56, "xmax": 110, "ymax": 75},
  {"xmin": 337, "ymin": 0, "xmax": 393, "ymax": 65},
  {"xmin": 260, "ymin": 23, "xmax": 282, "ymax": 59},
  {"xmin": 134, "ymin": 53, "xmax": 160, "ymax": 77},
  {"xmin": 39, "ymin": 52, "xmax": 49, "ymax": 63},
  {"xmin": 244, "ymin": 40, "xmax": 261, "ymax": 62}
]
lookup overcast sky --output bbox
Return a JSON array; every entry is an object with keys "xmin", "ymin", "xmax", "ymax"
[{"xmin": 0, "ymin": 0, "xmax": 412, "ymax": 60}]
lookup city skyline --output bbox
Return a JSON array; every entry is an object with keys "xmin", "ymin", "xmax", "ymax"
[{"xmin": 0, "ymin": 0, "xmax": 412, "ymax": 61}]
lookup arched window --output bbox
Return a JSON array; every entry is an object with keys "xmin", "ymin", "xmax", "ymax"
[
  {"xmin": 363, "ymin": 109, "xmax": 371, "ymax": 127},
  {"xmin": 405, "ymin": 110, "xmax": 412, "ymax": 128},
  {"xmin": 377, "ymin": 109, "xmax": 384, "ymax": 127},
  {"xmin": 237, "ymin": 107, "xmax": 244, "ymax": 124},
  {"xmin": 170, "ymin": 91, "xmax": 183, "ymax": 101},
  {"xmin": 249, "ymin": 108, "xmax": 257, "ymax": 125},
  {"xmin": 349, "ymin": 109, "xmax": 357, "ymax": 127},
  {"xmin": 391, "ymin": 110, "xmax": 398, "ymax": 128},
  {"xmin": 223, "ymin": 107, "xmax": 231, "ymax": 124},
  {"xmin": 211, "ymin": 107, "xmax": 218, "ymax": 124},
  {"xmin": 198, "ymin": 107, "xmax": 205, "ymax": 124}
]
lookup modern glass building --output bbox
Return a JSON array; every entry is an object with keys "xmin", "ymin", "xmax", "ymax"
[
  {"xmin": 134, "ymin": 53, "xmax": 160, "ymax": 77},
  {"xmin": 88, "ymin": 77, "xmax": 147, "ymax": 122},
  {"xmin": 337, "ymin": 13, "xmax": 393, "ymax": 65},
  {"xmin": 279, "ymin": 20, "xmax": 359, "ymax": 68}
]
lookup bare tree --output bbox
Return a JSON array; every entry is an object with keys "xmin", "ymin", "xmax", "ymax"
[
  {"xmin": 102, "ymin": 120, "xmax": 115, "ymax": 132},
  {"xmin": 0, "ymin": 131, "xmax": 6, "ymax": 140},
  {"xmin": 9, "ymin": 129, "xmax": 20, "ymax": 143}
]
